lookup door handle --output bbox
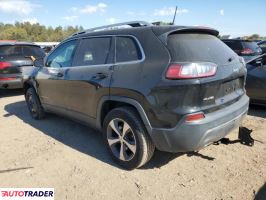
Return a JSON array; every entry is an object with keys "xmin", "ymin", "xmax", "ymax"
[
  {"xmin": 92, "ymin": 73, "xmax": 108, "ymax": 80},
  {"xmin": 56, "ymin": 72, "xmax": 64, "ymax": 77},
  {"xmin": 50, "ymin": 71, "xmax": 63, "ymax": 77}
]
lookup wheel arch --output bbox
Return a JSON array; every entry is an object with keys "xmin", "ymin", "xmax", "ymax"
[
  {"xmin": 96, "ymin": 96, "xmax": 152, "ymax": 135},
  {"xmin": 23, "ymin": 81, "xmax": 33, "ymax": 95}
]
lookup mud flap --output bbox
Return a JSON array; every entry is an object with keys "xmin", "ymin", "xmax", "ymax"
[
  {"xmin": 238, "ymin": 127, "xmax": 254, "ymax": 146},
  {"xmin": 214, "ymin": 127, "xmax": 254, "ymax": 146}
]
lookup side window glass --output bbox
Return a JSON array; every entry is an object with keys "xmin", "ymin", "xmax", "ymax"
[
  {"xmin": 116, "ymin": 36, "xmax": 142, "ymax": 63},
  {"xmin": 45, "ymin": 40, "xmax": 77, "ymax": 68},
  {"xmin": 75, "ymin": 37, "xmax": 112, "ymax": 66}
]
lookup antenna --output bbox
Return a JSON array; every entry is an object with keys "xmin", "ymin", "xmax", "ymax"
[{"xmin": 172, "ymin": 6, "xmax": 178, "ymax": 25}]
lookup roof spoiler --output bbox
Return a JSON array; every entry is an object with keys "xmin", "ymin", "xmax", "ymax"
[{"xmin": 157, "ymin": 27, "xmax": 219, "ymax": 45}]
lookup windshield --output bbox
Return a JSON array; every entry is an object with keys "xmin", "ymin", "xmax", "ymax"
[{"xmin": 167, "ymin": 34, "xmax": 238, "ymax": 65}]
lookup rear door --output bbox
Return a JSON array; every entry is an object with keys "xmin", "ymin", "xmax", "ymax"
[
  {"xmin": 63, "ymin": 36, "xmax": 114, "ymax": 120},
  {"xmin": 36, "ymin": 39, "xmax": 78, "ymax": 110},
  {"xmin": 109, "ymin": 36, "xmax": 144, "ymax": 97}
]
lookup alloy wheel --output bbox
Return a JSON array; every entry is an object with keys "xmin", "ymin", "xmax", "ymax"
[{"xmin": 107, "ymin": 118, "xmax": 137, "ymax": 161}]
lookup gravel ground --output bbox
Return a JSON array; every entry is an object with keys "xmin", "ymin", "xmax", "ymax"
[{"xmin": 0, "ymin": 89, "xmax": 265, "ymax": 200}]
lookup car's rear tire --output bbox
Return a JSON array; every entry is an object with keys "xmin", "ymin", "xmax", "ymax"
[
  {"xmin": 25, "ymin": 87, "xmax": 45, "ymax": 120},
  {"xmin": 103, "ymin": 107, "xmax": 155, "ymax": 170}
]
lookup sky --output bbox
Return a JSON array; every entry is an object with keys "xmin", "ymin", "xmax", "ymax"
[{"xmin": 0, "ymin": 0, "xmax": 265, "ymax": 37}]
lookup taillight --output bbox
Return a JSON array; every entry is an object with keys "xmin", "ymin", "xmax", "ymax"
[
  {"xmin": 166, "ymin": 62, "xmax": 217, "ymax": 79},
  {"xmin": 0, "ymin": 77, "xmax": 16, "ymax": 81},
  {"xmin": 186, "ymin": 112, "xmax": 205, "ymax": 122},
  {"xmin": 0, "ymin": 62, "xmax": 12, "ymax": 70},
  {"xmin": 241, "ymin": 48, "xmax": 253, "ymax": 55}
]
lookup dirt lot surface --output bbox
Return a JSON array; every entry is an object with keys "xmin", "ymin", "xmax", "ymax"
[{"xmin": 0, "ymin": 90, "xmax": 265, "ymax": 200}]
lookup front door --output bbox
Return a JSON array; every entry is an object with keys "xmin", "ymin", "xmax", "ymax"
[{"xmin": 36, "ymin": 39, "xmax": 79, "ymax": 110}]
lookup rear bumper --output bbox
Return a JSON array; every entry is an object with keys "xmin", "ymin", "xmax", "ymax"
[
  {"xmin": 0, "ymin": 78, "xmax": 23, "ymax": 89},
  {"xmin": 151, "ymin": 95, "xmax": 249, "ymax": 152}
]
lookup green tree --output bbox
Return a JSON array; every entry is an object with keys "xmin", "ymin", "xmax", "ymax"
[
  {"xmin": 0, "ymin": 27, "xmax": 27, "ymax": 40},
  {"xmin": 246, "ymin": 34, "xmax": 260, "ymax": 40},
  {"xmin": 0, "ymin": 22, "xmax": 84, "ymax": 42}
]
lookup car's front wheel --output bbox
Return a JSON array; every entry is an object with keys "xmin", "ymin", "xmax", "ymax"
[
  {"xmin": 103, "ymin": 107, "xmax": 155, "ymax": 170},
  {"xmin": 25, "ymin": 87, "xmax": 45, "ymax": 120}
]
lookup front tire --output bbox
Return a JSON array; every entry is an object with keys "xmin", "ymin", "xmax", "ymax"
[
  {"xmin": 25, "ymin": 87, "xmax": 45, "ymax": 120},
  {"xmin": 103, "ymin": 107, "xmax": 155, "ymax": 170}
]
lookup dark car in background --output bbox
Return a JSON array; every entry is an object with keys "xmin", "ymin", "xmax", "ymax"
[
  {"xmin": 246, "ymin": 54, "xmax": 266, "ymax": 105},
  {"xmin": 222, "ymin": 39, "xmax": 262, "ymax": 62},
  {"xmin": 23, "ymin": 21, "xmax": 249, "ymax": 169},
  {"xmin": 0, "ymin": 41, "xmax": 45, "ymax": 89},
  {"xmin": 258, "ymin": 40, "xmax": 266, "ymax": 54}
]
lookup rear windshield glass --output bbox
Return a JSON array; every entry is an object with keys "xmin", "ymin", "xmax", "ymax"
[
  {"xmin": 0, "ymin": 45, "xmax": 45, "ymax": 58},
  {"xmin": 22, "ymin": 45, "xmax": 45, "ymax": 58},
  {"xmin": 223, "ymin": 40, "xmax": 243, "ymax": 50},
  {"xmin": 167, "ymin": 34, "xmax": 238, "ymax": 65},
  {"xmin": 242, "ymin": 41, "xmax": 261, "ymax": 52}
]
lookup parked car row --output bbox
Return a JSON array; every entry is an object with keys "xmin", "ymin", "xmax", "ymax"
[{"xmin": 0, "ymin": 22, "xmax": 264, "ymax": 169}]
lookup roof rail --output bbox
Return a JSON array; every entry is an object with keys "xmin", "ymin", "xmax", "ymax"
[{"xmin": 71, "ymin": 21, "xmax": 152, "ymax": 37}]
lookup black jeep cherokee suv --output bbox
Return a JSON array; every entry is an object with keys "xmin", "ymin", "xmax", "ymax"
[{"xmin": 23, "ymin": 21, "xmax": 249, "ymax": 169}]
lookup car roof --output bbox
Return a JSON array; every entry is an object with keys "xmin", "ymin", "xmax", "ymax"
[
  {"xmin": 0, "ymin": 41, "xmax": 39, "ymax": 47},
  {"xmin": 68, "ymin": 22, "xmax": 219, "ymax": 40}
]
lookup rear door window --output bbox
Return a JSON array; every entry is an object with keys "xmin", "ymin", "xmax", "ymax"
[
  {"xmin": 74, "ymin": 37, "xmax": 112, "ymax": 66},
  {"xmin": 115, "ymin": 36, "xmax": 142, "ymax": 63},
  {"xmin": 167, "ymin": 34, "xmax": 238, "ymax": 65}
]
